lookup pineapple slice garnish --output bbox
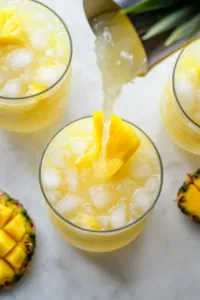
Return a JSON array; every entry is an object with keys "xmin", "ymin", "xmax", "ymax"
[
  {"xmin": 76, "ymin": 111, "xmax": 141, "ymax": 178},
  {"xmin": 76, "ymin": 214, "xmax": 101, "ymax": 230},
  {"xmin": 0, "ymin": 8, "xmax": 26, "ymax": 45}
]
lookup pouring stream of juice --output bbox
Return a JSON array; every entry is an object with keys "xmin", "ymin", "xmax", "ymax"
[{"xmin": 91, "ymin": 12, "xmax": 147, "ymax": 175}]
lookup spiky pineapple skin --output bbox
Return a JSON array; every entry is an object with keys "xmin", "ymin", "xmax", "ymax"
[
  {"xmin": 0, "ymin": 190, "xmax": 36, "ymax": 289},
  {"xmin": 177, "ymin": 169, "xmax": 200, "ymax": 223}
]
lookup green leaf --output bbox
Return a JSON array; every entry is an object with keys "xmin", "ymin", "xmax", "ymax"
[
  {"xmin": 123, "ymin": 0, "xmax": 179, "ymax": 14},
  {"xmin": 133, "ymin": 11, "xmax": 165, "ymax": 31},
  {"xmin": 142, "ymin": 6, "xmax": 194, "ymax": 40},
  {"xmin": 165, "ymin": 14, "xmax": 200, "ymax": 46}
]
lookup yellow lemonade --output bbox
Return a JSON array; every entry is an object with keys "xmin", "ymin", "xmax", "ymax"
[
  {"xmin": 160, "ymin": 39, "xmax": 200, "ymax": 154},
  {"xmin": 0, "ymin": 0, "xmax": 72, "ymax": 132},
  {"xmin": 40, "ymin": 117, "xmax": 162, "ymax": 252}
]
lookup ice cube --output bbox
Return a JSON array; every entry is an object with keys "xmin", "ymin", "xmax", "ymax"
[
  {"xmin": 37, "ymin": 64, "xmax": 65, "ymax": 86},
  {"xmin": 146, "ymin": 175, "xmax": 160, "ymax": 193},
  {"xmin": 129, "ymin": 203, "xmax": 141, "ymax": 220},
  {"xmin": 132, "ymin": 188, "xmax": 152, "ymax": 212},
  {"xmin": 0, "ymin": 79, "xmax": 21, "ymax": 98},
  {"xmin": 89, "ymin": 184, "xmax": 112, "ymax": 210},
  {"xmin": 176, "ymin": 74, "xmax": 195, "ymax": 113},
  {"xmin": 110, "ymin": 206, "xmax": 128, "ymax": 229},
  {"xmin": 70, "ymin": 138, "xmax": 88, "ymax": 155},
  {"xmin": 131, "ymin": 160, "xmax": 152, "ymax": 180},
  {"xmin": 42, "ymin": 168, "xmax": 61, "ymax": 190},
  {"xmin": 35, "ymin": 12, "xmax": 46, "ymax": 20},
  {"xmin": 81, "ymin": 203, "xmax": 95, "ymax": 215},
  {"xmin": 116, "ymin": 179, "xmax": 136, "ymax": 195},
  {"xmin": 97, "ymin": 215, "xmax": 110, "ymax": 228},
  {"xmin": 47, "ymin": 190, "xmax": 62, "ymax": 203},
  {"xmin": 48, "ymin": 150, "xmax": 69, "ymax": 168},
  {"xmin": 45, "ymin": 49, "xmax": 54, "ymax": 57},
  {"xmin": 56, "ymin": 194, "xmax": 83, "ymax": 214},
  {"xmin": 7, "ymin": 48, "xmax": 33, "ymax": 70},
  {"xmin": 65, "ymin": 169, "xmax": 79, "ymax": 193},
  {"xmin": 30, "ymin": 29, "xmax": 50, "ymax": 50},
  {"xmin": 0, "ymin": 67, "xmax": 7, "ymax": 86}
]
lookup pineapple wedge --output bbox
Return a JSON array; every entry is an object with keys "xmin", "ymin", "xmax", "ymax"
[
  {"xmin": 0, "ymin": 190, "xmax": 36, "ymax": 289},
  {"xmin": 177, "ymin": 169, "xmax": 200, "ymax": 222},
  {"xmin": 76, "ymin": 214, "xmax": 101, "ymax": 230},
  {"xmin": 76, "ymin": 112, "xmax": 141, "ymax": 178},
  {"xmin": 0, "ymin": 8, "xmax": 26, "ymax": 45}
]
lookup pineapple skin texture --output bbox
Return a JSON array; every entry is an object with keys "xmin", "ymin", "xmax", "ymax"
[
  {"xmin": 0, "ymin": 190, "xmax": 36, "ymax": 289},
  {"xmin": 177, "ymin": 169, "xmax": 200, "ymax": 223}
]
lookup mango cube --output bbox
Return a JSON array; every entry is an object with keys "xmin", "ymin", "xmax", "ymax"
[
  {"xmin": 0, "ymin": 231, "xmax": 15, "ymax": 257},
  {"xmin": 4, "ymin": 214, "xmax": 26, "ymax": 242}
]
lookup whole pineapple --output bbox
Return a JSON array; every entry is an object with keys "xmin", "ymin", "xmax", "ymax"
[
  {"xmin": 0, "ymin": 190, "xmax": 36, "ymax": 288},
  {"xmin": 177, "ymin": 169, "xmax": 200, "ymax": 222}
]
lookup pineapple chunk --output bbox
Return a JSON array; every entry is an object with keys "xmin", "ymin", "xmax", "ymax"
[
  {"xmin": 5, "ymin": 245, "xmax": 26, "ymax": 270},
  {"xmin": 77, "ymin": 112, "xmax": 141, "ymax": 178},
  {"xmin": 0, "ymin": 8, "xmax": 26, "ymax": 45},
  {"xmin": 0, "ymin": 204, "xmax": 12, "ymax": 228},
  {"xmin": 0, "ymin": 231, "xmax": 15, "ymax": 257},
  {"xmin": 4, "ymin": 214, "xmax": 26, "ymax": 242},
  {"xmin": 0, "ymin": 260, "xmax": 14, "ymax": 286},
  {"xmin": 76, "ymin": 214, "xmax": 101, "ymax": 230}
]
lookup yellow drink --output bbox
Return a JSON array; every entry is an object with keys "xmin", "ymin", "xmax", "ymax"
[
  {"xmin": 0, "ymin": 0, "xmax": 72, "ymax": 132},
  {"xmin": 160, "ymin": 39, "xmax": 200, "ymax": 154},
  {"xmin": 40, "ymin": 117, "xmax": 163, "ymax": 252}
]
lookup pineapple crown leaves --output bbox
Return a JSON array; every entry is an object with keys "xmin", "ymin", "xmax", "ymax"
[{"xmin": 123, "ymin": 0, "xmax": 200, "ymax": 46}]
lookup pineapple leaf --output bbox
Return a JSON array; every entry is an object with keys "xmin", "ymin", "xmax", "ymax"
[
  {"xmin": 142, "ymin": 6, "xmax": 194, "ymax": 40},
  {"xmin": 123, "ymin": 0, "xmax": 180, "ymax": 14},
  {"xmin": 165, "ymin": 14, "xmax": 200, "ymax": 46}
]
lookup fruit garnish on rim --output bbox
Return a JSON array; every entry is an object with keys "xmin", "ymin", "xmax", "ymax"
[
  {"xmin": 76, "ymin": 111, "xmax": 141, "ymax": 178},
  {"xmin": 0, "ymin": 190, "xmax": 36, "ymax": 289},
  {"xmin": 177, "ymin": 169, "xmax": 200, "ymax": 222},
  {"xmin": 0, "ymin": 7, "xmax": 27, "ymax": 45}
]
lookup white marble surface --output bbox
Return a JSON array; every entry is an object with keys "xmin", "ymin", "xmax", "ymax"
[{"xmin": 1, "ymin": 1, "xmax": 200, "ymax": 300}]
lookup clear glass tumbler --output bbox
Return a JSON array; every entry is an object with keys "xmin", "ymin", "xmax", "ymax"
[
  {"xmin": 39, "ymin": 117, "xmax": 163, "ymax": 252},
  {"xmin": 0, "ymin": 0, "xmax": 72, "ymax": 133},
  {"xmin": 160, "ymin": 40, "xmax": 200, "ymax": 154}
]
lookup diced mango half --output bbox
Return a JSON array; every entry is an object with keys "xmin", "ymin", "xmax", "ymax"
[
  {"xmin": 0, "ymin": 8, "xmax": 26, "ymax": 45},
  {"xmin": 4, "ymin": 214, "xmax": 26, "ymax": 242}
]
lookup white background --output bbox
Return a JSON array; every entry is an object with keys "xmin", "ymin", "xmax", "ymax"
[{"xmin": 1, "ymin": 1, "xmax": 200, "ymax": 300}]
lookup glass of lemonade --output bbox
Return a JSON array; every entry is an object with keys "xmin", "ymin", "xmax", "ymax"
[
  {"xmin": 0, "ymin": 0, "xmax": 72, "ymax": 132},
  {"xmin": 39, "ymin": 116, "xmax": 163, "ymax": 252},
  {"xmin": 160, "ymin": 39, "xmax": 200, "ymax": 154}
]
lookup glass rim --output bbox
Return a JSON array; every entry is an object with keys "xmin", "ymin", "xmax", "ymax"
[
  {"xmin": 0, "ymin": 0, "xmax": 73, "ymax": 101},
  {"xmin": 172, "ymin": 42, "xmax": 200, "ymax": 129},
  {"xmin": 39, "ymin": 116, "xmax": 164, "ymax": 234}
]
